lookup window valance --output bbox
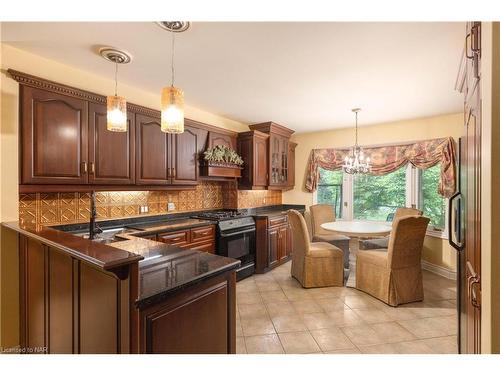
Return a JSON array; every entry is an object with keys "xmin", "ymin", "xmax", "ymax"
[{"xmin": 305, "ymin": 137, "xmax": 457, "ymax": 198}]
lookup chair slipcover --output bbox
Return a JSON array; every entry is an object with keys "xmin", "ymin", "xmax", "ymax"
[
  {"xmin": 356, "ymin": 215, "xmax": 430, "ymax": 306},
  {"xmin": 288, "ymin": 209, "xmax": 344, "ymax": 288}
]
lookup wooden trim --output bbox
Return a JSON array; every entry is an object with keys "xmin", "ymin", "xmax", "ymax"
[
  {"xmin": 249, "ymin": 122, "xmax": 294, "ymax": 137},
  {"xmin": 8, "ymin": 69, "xmax": 239, "ymax": 136},
  {"xmin": 19, "ymin": 184, "xmax": 197, "ymax": 193},
  {"xmin": 421, "ymin": 260, "xmax": 457, "ymax": 280}
]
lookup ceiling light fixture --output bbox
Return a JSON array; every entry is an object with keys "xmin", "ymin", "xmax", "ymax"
[
  {"xmin": 343, "ymin": 108, "xmax": 371, "ymax": 175},
  {"xmin": 158, "ymin": 21, "xmax": 189, "ymax": 134},
  {"xmin": 99, "ymin": 47, "xmax": 132, "ymax": 132}
]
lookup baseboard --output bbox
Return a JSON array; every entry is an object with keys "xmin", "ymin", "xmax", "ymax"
[{"xmin": 421, "ymin": 260, "xmax": 457, "ymax": 280}]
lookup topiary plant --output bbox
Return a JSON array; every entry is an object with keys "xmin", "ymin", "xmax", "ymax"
[{"xmin": 203, "ymin": 145, "xmax": 244, "ymax": 166}]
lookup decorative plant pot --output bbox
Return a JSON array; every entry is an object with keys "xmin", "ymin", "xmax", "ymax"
[{"xmin": 200, "ymin": 161, "xmax": 243, "ymax": 178}]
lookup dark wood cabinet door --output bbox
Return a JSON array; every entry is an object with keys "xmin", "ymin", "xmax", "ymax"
[
  {"xmin": 144, "ymin": 280, "xmax": 229, "ymax": 353},
  {"xmin": 135, "ymin": 114, "xmax": 169, "ymax": 185},
  {"xmin": 88, "ymin": 103, "xmax": 135, "ymax": 185},
  {"xmin": 21, "ymin": 86, "xmax": 88, "ymax": 184},
  {"xmin": 278, "ymin": 225, "xmax": 288, "ymax": 261},
  {"xmin": 170, "ymin": 125, "xmax": 198, "ymax": 185},
  {"xmin": 268, "ymin": 228, "xmax": 279, "ymax": 267},
  {"xmin": 254, "ymin": 135, "xmax": 268, "ymax": 186}
]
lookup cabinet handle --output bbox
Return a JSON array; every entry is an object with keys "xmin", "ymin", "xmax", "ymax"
[
  {"xmin": 90, "ymin": 162, "xmax": 95, "ymax": 174},
  {"xmin": 81, "ymin": 162, "xmax": 87, "ymax": 174},
  {"xmin": 167, "ymin": 168, "xmax": 171, "ymax": 178},
  {"xmin": 172, "ymin": 167, "xmax": 176, "ymax": 178}
]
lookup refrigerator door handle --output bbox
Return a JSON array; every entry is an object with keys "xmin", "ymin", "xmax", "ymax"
[{"xmin": 448, "ymin": 191, "xmax": 464, "ymax": 251}]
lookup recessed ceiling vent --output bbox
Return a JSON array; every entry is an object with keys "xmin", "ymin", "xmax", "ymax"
[
  {"xmin": 156, "ymin": 21, "xmax": 190, "ymax": 33},
  {"xmin": 98, "ymin": 47, "xmax": 132, "ymax": 64}
]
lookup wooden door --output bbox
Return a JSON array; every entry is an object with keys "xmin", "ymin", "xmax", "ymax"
[
  {"xmin": 462, "ymin": 21, "xmax": 482, "ymax": 354},
  {"xmin": 254, "ymin": 135, "xmax": 268, "ymax": 187},
  {"xmin": 21, "ymin": 86, "xmax": 88, "ymax": 184},
  {"xmin": 268, "ymin": 228, "xmax": 279, "ymax": 267},
  {"xmin": 278, "ymin": 225, "xmax": 288, "ymax": 261},
  {"xmin": 88, "ymin": 103, "xmax": 135, "ymax": 185},
  {"xmin": 135, "ymin": 114, "xmax": 169, "ymax": 185},
  {"xmin": 170, "ymin": 125, "xmax": 198, "ymax": 185}
]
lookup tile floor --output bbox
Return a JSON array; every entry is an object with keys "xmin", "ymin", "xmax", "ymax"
[{"xmin": 235, "ymin": 261, "xmax": 457, "ymax": 354}]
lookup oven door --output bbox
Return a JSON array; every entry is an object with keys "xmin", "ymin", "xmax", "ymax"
[{"xmin": 217, "ymin": 226, "xmax": 255, "ymax": 262}]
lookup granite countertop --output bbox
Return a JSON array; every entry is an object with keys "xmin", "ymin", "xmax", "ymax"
[
  {"xmin": 117, "ymin": 242, "xmax": 239, "ymax": 309},
  {"xmin": 252, "ymin": 204, "xmax": 306, "ymax": 218},
  {"xmin": 126, "ymin": 218, "xmax": 213, "ymax": 235}
]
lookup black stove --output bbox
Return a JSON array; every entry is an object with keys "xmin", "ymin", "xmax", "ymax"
[{"xmin": 191, "ymin": 210, "xmax": 255, "ymax": 280}]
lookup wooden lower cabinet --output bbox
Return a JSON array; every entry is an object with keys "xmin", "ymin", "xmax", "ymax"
[
  {"xmin": 19, "ymin": 235, "xmax": 129, "ymax": 354},
  {"xmin": 255, "ymin": 215, "xmax": 293, "ymax": 273},
  {"xmin": 139, "ymin": 273, "xmax": 236, "ymax": 354},
  {"xmin": 156, "ymin": 225, "xmax": 215, "ymax": 254}
]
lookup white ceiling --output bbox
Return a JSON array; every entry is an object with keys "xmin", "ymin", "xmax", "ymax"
[{"xmin": 2, "ymin": 22, "xmax": 464, "ymax": 133}]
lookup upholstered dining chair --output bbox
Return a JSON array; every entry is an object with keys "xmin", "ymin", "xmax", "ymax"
[
  {"xmin": 356, "ymin": 215, "xmax": 430, "ymax": 306},
  {"xmin": 359, "ymin": 207, "xmax": 423, "ymax": 250},
  {"xmin": 287, "ymin": 209, "xmax": 344, "ymax": 288},
  {"xmin": 309, "ymin": 204, "xmax": 350, "ymax": 270}
]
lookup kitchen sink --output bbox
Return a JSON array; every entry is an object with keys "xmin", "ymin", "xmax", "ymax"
[{"xmin": 72, "ymin": 227, "xmax": 134, "ymax": 244}]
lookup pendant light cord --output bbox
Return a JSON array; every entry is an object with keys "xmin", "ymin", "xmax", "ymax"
[
  {"xmin": 171, "ymin": 30, "xmax": 176, "ymax": 87},
  {"xmin": 114, "ymin": 61, "xmax": 118, "ymax": 96}
]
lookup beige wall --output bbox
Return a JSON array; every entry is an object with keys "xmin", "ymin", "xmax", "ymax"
[
  {"xmin": 283, "ymin": 113, "xmax": 463, "ymax": 272},
  {"xmin": 0, "ymin": 43, "xmax": 247, "ymax": 348},
  {"xmin": 480, "ymin": 22, "xmax": 500, "ymax": 354}
]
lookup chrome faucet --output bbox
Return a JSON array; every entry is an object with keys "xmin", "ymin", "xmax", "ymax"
[{"xmin": 89, "ymin": 191, "xmax": 102, "ymax": 240}]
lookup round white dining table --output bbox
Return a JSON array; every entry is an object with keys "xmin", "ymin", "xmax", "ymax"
[{"xmin": 320, "ymin": 221, "xmax": 392, "ymax": 238}]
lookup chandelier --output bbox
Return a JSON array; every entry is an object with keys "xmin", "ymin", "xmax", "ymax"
[{"xmin": 343, "ymin": 108, "xmax": 371, "ymax": 174}]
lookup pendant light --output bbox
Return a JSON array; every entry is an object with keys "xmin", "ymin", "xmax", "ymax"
[
  {"xmin": 158, "ymin": 21, "xmax": 190, "ymax": 134},
  {"xmin": 343, "ymin": 108, "xmax": 371, "ymax": 174},
  {"xmin": 100, "ymin": 48, "xmax": 132, "ymax": 132}
]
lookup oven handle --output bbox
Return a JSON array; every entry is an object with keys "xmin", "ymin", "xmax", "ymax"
[{"xmin": 219, "ymin": 227, "xmax": 256, "ymax": 237}]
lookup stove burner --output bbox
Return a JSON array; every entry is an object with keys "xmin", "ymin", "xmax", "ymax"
[{"xmin": 194, "ymin": 210, "xmax": 245, "ymax": 220}]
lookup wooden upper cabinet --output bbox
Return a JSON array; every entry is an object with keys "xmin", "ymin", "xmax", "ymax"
[
  {"xmin": 237, "ymin": 130, "xmax": 269, "ymax": 189},
  {"xmin": 170, "ymin": 125, "xmax": 198, "ymax": 185},
  {"xmin": 21, "ymin": 86, "xmax": 88, "ymax": 184},
  {"xmin": 135, "ymin": 114, "xmax": 169, "ymax": 185},
  {"xmin": 245, "ymin": 122, "xmax": 295, "ymax": 190},
  {"xmin": 88, "ymin": 103, "xmax": 135, "ymax": 185}
]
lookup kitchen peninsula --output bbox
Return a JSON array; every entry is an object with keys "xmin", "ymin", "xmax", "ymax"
[{"xmin": 3, "ymin": 216, "xmax": 240, "ymax": 354}]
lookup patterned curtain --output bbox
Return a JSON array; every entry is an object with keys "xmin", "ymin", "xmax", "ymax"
[{"xmin": 305, "ymin": 137, "xmax": 457, "ymax": 198}]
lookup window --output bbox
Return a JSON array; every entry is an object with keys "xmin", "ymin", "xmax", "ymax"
[
  {"xmin": 316, "ymin": 168, "xmax": 343, "ymax": 218},
  {"xmin": 418, "ymin": 164, "xmax": 446, "ymax": 231},
  {"xmin": 313, "ymin": 163, "xmax": 448, "ymax": 238},
  {"xmin": 353, "ymin": 167, "xmax": 407, "ymax": 221}
]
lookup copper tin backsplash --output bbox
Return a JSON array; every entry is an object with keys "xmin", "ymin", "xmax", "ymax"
[{"xmin": 19, "ymin": 181, "xmax": 282, "ymax": 229}]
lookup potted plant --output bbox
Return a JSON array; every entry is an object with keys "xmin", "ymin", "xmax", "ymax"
[{"xmin": 201, "ymin": 145, "xmax": 244, "ymax": 178}]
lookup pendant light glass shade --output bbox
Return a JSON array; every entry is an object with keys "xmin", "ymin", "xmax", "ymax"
[
  {"xmin": 161, "ymin": 86, "xmax": 184, "ymax": 133},
  {"xmin": 106, "ymin": 95, "xmax": 128, "ymax": 132}
]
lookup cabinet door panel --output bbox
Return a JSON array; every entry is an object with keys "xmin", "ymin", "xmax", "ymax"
[
  {"xmin": 89, "ymin": 103, "xmax": 135, "ymax": 184},
  {"xmin": 136, "ymin": 114, "xmax": 169, "ymax": 185},
  {"xmin": 268, "ymin": 228, "xmax": 279, "ymax": 267},
  {"xmin": 278, "ymin": 226, "xmax": 288, "ymax": 261},
  {"xmin": 21, "ymin": 86, "xmax": 88, "ymax": 184},
  {"xmin": 171, "ymin": 125, "xmax": 198, "ymax": 185},
  {"xmin": 145, "ymin": 282, "xmax": 228, "ymax": 353},
  {"xmin": 254, "ymin": 136, "xmax": 268, "ymax": 186}
]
